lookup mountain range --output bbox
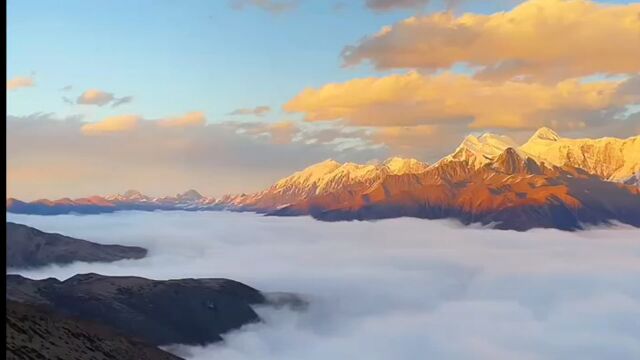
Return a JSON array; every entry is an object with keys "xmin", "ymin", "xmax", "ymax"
[{"xmin": 7, "ymin": 127, "xmax": 640, "ymax": 231}]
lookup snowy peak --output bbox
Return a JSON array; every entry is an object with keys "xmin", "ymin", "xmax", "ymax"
[
  {"xmin": 105, "ymin": 189, "xmax": 149, "ymax": 201},
  {"xmin": 383, "ymin": 157, "xmax": 429, "ymax": 175},
  {"xmin": 176, "ymin": 189, "xmax": 204, "ymax": 201},
  {"xmin": 273, "ymin": 159, "xmax": 342, "ymax": 193},
  {"xmin": 314, "ymin": 162, "xmax": 382, "ymax": 195},
  {"xmin": 529, "ymin": 127, "xmax": 560, "ymax": 142},
  {"xmin": 521, "ymin": 128, "xmax": 640, "ymax": 182},
  {"xmin": 281, "ymin": 159, "xmax": 341, "ymax": 183},
  {"xmin": 272, "ymin": 157, "xmax": 431, "ymax": 197},
  {"xmin": 441, "ymin": 132, "xmax": 519, "ymax": 168},
  {"xmin": 123, "ymin": 189, "xmax": 144, "ymax": 198}
]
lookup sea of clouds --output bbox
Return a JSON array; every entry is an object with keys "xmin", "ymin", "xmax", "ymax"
[{"xmin": 7, "ymin": 211, "xmax": 640, "ymax": 360}]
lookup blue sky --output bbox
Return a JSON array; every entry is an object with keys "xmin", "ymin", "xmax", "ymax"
[
  {"xmin": 7, "ymin": 0, "xmax": 574, "ymax": 122},
  {"xmin": 8, "ymin": 0, "xmax": 407, "ymax": 122}
]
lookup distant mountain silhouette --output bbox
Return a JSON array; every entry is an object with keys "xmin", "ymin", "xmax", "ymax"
[{"xmin": 7, "ymin": 222, "xmax": 147, "ymax": 268}]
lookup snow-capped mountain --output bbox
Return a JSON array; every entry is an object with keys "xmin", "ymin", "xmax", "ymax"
[
  {"xmin": 220, "ymin": 127, "xmax": 640, "ymax": 230},
  {"xmin": 225, "ymin": 157, "xmax": 430, "ymax": 211},
  {"xmin": 437, "ymin": 133, "xmax": 521, "ymax": 169},
  {"xmin": 7, "ymin": 189, "xmax": 219, "ymax": 215},
  {"xmin": 7, "ymin": 127, "xmax": 640, "ymax": 231},
  {"xmin": 272, "ymin": 147, "xmax": 640, "ymax": 230},
  {"xmin": 520, "ymin": 127, "xmax": 640, "ymax": 182},
  {"xmin": 270, "ymin": 157, "xmax": 429, "ymax": 197},
  {"xmin": 383, "ymin": 157, "xmax": 430, "ymax": 175}
]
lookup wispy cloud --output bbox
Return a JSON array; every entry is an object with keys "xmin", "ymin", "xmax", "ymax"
[
  {"xmin": 229, "ymin": 106, "xmax": 271, "ymax": 117},
  {"xmin": 76, "ymin": 89, "xmax": 133, "ymax": 107},
  {"xmin": 111, "ymin": 96, "xmax": 134, "ymax": 108},
  {"xmin": 235, "ymin": 120, "xmax": 301, "ymax": 144},
  {"xmin": 365, "ymin": 0, "xmax": 430, "ymax": 12},
  {"xmin": 76, "ymin": 89, "xmax": 116, "ymax": 106},
  {"xmin": 229, "ymin": 0, "xmax": 299, "ymax": 13},
  {"xmin": 6, "ymin": 76, "xmax": 35, "ymax": 91}
]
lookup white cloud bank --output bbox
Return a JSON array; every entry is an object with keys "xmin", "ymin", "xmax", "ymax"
[{"xmin": 7, "ymin": 211, "xmax": 640, "ymax": 360}]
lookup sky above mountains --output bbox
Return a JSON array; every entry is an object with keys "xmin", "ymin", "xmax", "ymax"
[{"xmin": 7, "ymin": 0, "xmax": 640, "ymax": 200}]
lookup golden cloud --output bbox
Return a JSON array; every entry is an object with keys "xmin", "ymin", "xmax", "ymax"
[
  {"xmin": 157, "ymin": 111, "xmax": 206, "ymax": 128},
  {"xmin": 77, "ymin": 89, "xmax": 115, "ymax": 106},
  {"xmin": 343, "ymin": 0, "xmax": 640, "ymax": 81},
  {"xmin": 6, "ymin": 76, "xmax": 35, "ymax": 90},
  {"xmin": 284, "ymin": 71, "xmax": 635, "ymax": 129},
  {"xmin": 81, "ymin": 115, "xmax": 141, "ymax": 135}
]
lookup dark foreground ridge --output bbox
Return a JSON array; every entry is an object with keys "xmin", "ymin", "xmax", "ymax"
[
  {"xmin": 7, "ymin": 222, "xmax": 147, "ymax": 268},
  {"xmin": 6, "ymin": 273, "xmax": 270, "ymax": 346},
  {"xmin": 6, "ymin": 300, "xmax": 182, "ymax": 360}
]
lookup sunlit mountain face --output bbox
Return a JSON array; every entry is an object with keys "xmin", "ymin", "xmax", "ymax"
[
  {"xmin": 6, "ymin": 0, "xmax": 640, "ymax": 359},
  {"xmin": 8, "ymin": 128, "xmax": 640, "ymax": 231}
]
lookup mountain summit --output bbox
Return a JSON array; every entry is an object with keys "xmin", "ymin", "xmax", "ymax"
[
  {"xmin": 521, "ymin": 128, "xmax": 640, "ymax": 182},
  {"xmin": 439, "ymin": 132, "xmax": 520, "ymax": 168},
  {"xmin": 528, "ymin": 126, "xmax": 560, "ymax": 141}
]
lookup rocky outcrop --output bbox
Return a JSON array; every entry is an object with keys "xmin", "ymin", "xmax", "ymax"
[
  {"xmin": 6, "ymin": 273, "xmax": 267, "ymax": 346},
  {"xmin": 7, "ymin": 222, "xmax": 147, "ymax": 268}
]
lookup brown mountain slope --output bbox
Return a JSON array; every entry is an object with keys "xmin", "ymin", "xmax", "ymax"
[
  {"xmin": 6, "ymin": 300, "xmax": 182, "ymax": 360},
  {"xmin": 7, "ymin": 222, "xmax": 147, "ymax": 268},
  {"xmin": 6, "ymin": 273, "xmax": 266, "ymax": 346}
]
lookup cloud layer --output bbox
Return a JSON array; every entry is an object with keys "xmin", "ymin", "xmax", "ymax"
[
  {"xmin": 343, "ymin": 0, "xmax": 640, "ymax": 81},
  {"xmin": 8, "ymin": 211, "xmax": 640, "ymax": 360},
  {"xmin": 229, "ymin": 106, "xmax": 271, "ymax": 117},
  {"xmin": 285, "ymin": 71, "xmax": 636, "ymax": 129}
]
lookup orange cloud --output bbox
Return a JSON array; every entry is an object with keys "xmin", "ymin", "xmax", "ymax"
[
  {"xmin": 343, "ymin": 0, "xmax": 640, "ymax": 81},
  {"xmin": 77, "ymin": 89, "xmax": 115, "ymax": 106},
  {"xmin": 7, "ymin": 76, "xmax": 35, "ymax": 90},
  {"xmin": 284, "ymin": 71, "xmax": 635, "ymax": 129},
  {"xmin": 157, "ymin": 112, "xmax": 206, "ymax": 128},
  {"xmin": 81, "ymin": 115, "xmax": 140, "ymax": 135}
]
